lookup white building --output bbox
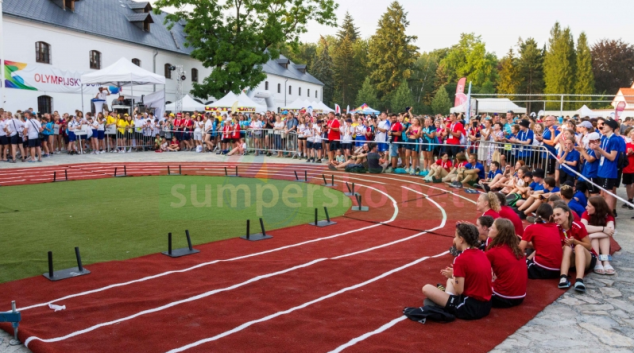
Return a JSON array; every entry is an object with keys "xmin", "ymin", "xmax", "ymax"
[{"xmin": 1, "ymin": 0, "xmax": 323, "ymax": 113}]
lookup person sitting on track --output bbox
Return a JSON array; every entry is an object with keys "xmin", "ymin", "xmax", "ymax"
[
  {"xmin": 476, "ymin": 192, "xmax": 501, "ymax": 219},
  {"xmin": 475, "ymin": 215, "xmax": 494, "ymax": 250},
  {"xmin": 520, "ymin": 204, "xmax": 563, "ymax": 279},
  {"xmin": 424, "ymin": 151, "xmax": 452, "ymax": 182},
  {"xmin": 494, "ymin": 192, "xmax": 524, "ymax": 237},
  {"xmin": 486, "ymin": 218, "xmax": 527, "ymax": 308},
  {"xmin": 167, "ymin": 137, "xmax": 180, "ymax": 152},
  {"xmin": 442, "ymin": 152, "xmax": 468, "ymax": 183},
  {"xmin": 479, "ymin": 161, "xmax": 502, "ymax": 192},
  {"xmin": 488, "ymin": 160, "xmax": 524, "ymax": 191},
  {"xmin": 422, "ymin": 223, "xmax": 492, "ymax": 320},
  {"xmin": 581, "ymin": 196, "xmax": 616, "ymax": 276},
  {"xmin": 514, "ymin": 168, "xmax": 545, "ymax": 208},
  {"xmin": 517, "ymin": 176, "xmax": 559, "ymax": 217},
  {"xmin": 328, "ymin": 143, "xmax": 375, "ymax": 172},
  {"xmin": 454, "ymin": 153, "xmax": 485, "ymax": 187},
  {"xmin": 553, "ymin": 203, "xmax": 595, "ymax": 293}
]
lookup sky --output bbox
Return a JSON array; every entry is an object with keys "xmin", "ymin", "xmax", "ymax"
[{"xmin": 150, "ymin": 0, "xmax": 634, "ymax": 56}]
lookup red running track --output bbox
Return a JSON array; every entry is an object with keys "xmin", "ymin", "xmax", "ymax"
[{"xmin": 0, "ymin": 162, "xmax": 572, "ymax": 353}]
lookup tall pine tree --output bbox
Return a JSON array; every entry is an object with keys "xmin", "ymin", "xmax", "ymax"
[
  {"xmin": 543, "ymin": 23, "xmax": 576, "ymax": 109},
  {"xmin": 332, "ymin": 34, "xmax": 356, "ymax": 106},
  {"xmin": 356, "ymin": 77, "xmax": 379, "ymax": 108},
  {"xmin": 312, "ymin": 36, "xmax": 335, "ymax": 106},
  {"xmin": 391, "ymin": 79, "xmax": 414, "ymax": 112},
  {"xmin": 497, "ymin": 49, "xmax": 520, "ymax": 100},
  {"xmin": 431, "ymin": 85, "xmax": 452, "ymax": 114},
  {"xmin": 517, "ymin": 37, "xmax": 544, "ymax": 113},
  {"xmin": 337, "ymin": 12, "xmax": 360, "ymax": 42},
  {"xmin": 575, "ymin": 32, "xmax": 595, "ymax": 108},
  {"xmin": 368, "ymin": 1, "xmax": 418, "ymax": 99}
]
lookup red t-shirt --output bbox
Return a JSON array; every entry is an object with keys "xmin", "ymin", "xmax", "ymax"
[
  {"xmin": 446, "ymin": 122, "xmax": 465, "ymax": 145},
  {"xmin": 581, "ymin": 211, "xmax": 615, "ymax": 226},
  {"xmin": 452, "ymin": 248, "xmax": 492, "ymax": 302},
  {"xmin": 483, "ymin": 209, "xmax": 500, "ymax": 219},
  {"xmin": 390, "ymin": 122, "xmax": 403, "ymax": 142},
  {"xmin": 435, "ymin": 159, "xmax": 453, "ymax": 172},
  {"xmin": 624, "ymin": 142, "xmax": 634, "ymax": 174},
  {"xmin": 183, "ymin": 119, "xmax": 194, "ymax": 131},
  {"xmin": 327, "ymin": 118, "xmax": 340, "ymax": 141},
  {"xmin": 559, "ymin": 221, "xmax": 594, "ymax": 255},
  {"xmin": 499, "ymin": 206, "xmax": 524, "ymax": 236},
  {"xmin": 174, "ymin": 119, "xmax": 182, "ymax": 130},
  {"xmin": 572, "ymin": 212, "xmax": 581, "ymax": 223},
  {"xmin": 222, "ymin": 124, "xmax": 231, "ymax": 139},
  {"xmin": 231, "ymin": 124, "xmax": 241, "ymax": 139},
  {"xmin": 521, "ymin": 223, "xmax": 562, "ymax": 271},
  {"xmin": 486, "ymin": 244, "xmax": 527, "ymax": 299}
]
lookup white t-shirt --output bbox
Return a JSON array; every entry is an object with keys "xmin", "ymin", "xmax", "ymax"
[
  {"xmin": 194, "ymin": 121, "xmax": 203, "ymax": 133},
  {"xmin": 97, "ymin": 119, "xmax": 105, "ymax": 131},
  {"xmin": 312, "ymin": 124, "xmax": 322, "ymax": 143},
  {"xmin": 375, "ymin": 119, "xmax": 390, "ymax": 142},
  {"xmin": 68, "ymin": 120, "xmax": 81, "ymax": 132},
  {"xmin": 342, "ymin": 123, "xmax": 352, "ymax": 142},
  {"xmin": 96, "ymin": 90, "xmax": 109, "ymax": 100},
  {"xmin": 26, "ymin": 119, "xmax": 41, "ymax": 139},
  {"xmin": 355, "ymin": 124, "xmax": 367, "ymax": 138},
  {"xmin": 0, "ymin": 120, "xmax": 6, "ymax": 137},
  {"xmin": 8, "ymin": 118, "xmax": 24, "ymax": 137},
  {"xmin": 134, "ymin": 118, "xmax": 145, "ymax": 132},
  {"xmin": 205, "ymin": 119, "xmax": 214, "ymax": 133}
]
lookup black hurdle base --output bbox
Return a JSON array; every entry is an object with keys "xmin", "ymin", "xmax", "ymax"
[
  {"xmin": 344, "ymin": 182, "xmax": 359, "ymax": 197},
  {"xmin": 43, "ymin": 248, "xmax": 90, "ymax": 281},
  {"xmin": 162, "ymin": 231, "xmax": 200, "ymax": 258},
  {"xmin": 53, "ymin": 170, "xmax": 69, "ymax": 182},
  {"xmin": 241, "ymin": 219, "xmax": 273, "ymax": 241},
  {"xmin": 167, "ymin": 165, "xmax": 182, "ymax": 176},
  {"xmin": 322, "ymin": 174, "xmax": 336, "ymax": 187},
  {"xmin": 309, "ymin": 207, "xmax": 337, "ymax": 227},
  {"xmin": 114, "ymin": 166, "xmax": 129, "ymax": 178},
  {"xmin": 225, "ymin": 166, "xmax": 239, "ymax": 177},
  {"xmin": 294, "ymin": 170, "xmax": 307, "ymax": 183},
  {"xmin": 351, "ymin": 195, "xmax": 369, "ymax": 212}
]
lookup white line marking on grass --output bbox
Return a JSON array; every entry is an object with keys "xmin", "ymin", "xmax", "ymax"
[
  {"xmin": 18, "ymin": 182, "xmax": 397, "ymax": 312},
  {"xmin": 333, "ymin": 188, "xmax": 446, "ymax": 259},
  {"xmin": 328, "ymin": 316, "xmax": 408, "ymax": 353},
  {"xmin": 164, "ymin": 251, "xmax": 449, "ymax": 353},
  {"xmin": 24, "ymin": 259, "xmax": 328, "ymax": 348}
]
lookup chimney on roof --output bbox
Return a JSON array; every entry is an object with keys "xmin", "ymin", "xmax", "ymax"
[
  {"xmin": 294, "ymin": 64, "xmax": 307, "ymax": 74},
  {"xmin": 50, "ymin": 0, "xmax": 76, "ymax": 12}
]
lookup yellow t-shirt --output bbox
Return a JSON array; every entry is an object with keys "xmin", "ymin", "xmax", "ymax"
[
  {"xmin": 351, "ymin": 123, "xmax": 359, "ymax": 138},
  {"xmin": 117, "ymin": 119, "xmax": 129, "ymax": 134},
  {"xmin": 106, "ymin": 116, "xmax": 116, "ymax": 131}
]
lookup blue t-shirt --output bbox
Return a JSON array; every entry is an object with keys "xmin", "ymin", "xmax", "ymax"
[
  {"xmin": 529, "ymin": 181, "xmax": 544, "ymax": 191},
  {"xmin": 422, "ymin": 126, "xmax": 437, "ymax": 144},
  {"xmin": 542, "ymin": 127, "xmax": 560, "ymax": 159},
  {"xmin": 465, "ymin": 162, "xmax": 485, "ymax": 180},
  {"xmin": 487, "ymin": 169, "xmax": 502, "ymax": 180},
  {"xmin": 560, "ymin": 149, "xmax": 580, "ymax": 174},
  {"xmin": 581, "ymin": 148, "xmax": 599, "ymax": 178},
  {"xmin": 503, "ymin": 123, "xmax": 513, "ymax": 137},
  {"xmin": 516, "ymin": 129, "xmax": 534, "ymax": 157},
  {"xmin": 568, "ymin": 200, "xmax": 585, "ymax": 218},
  {"xmin": 573, "ymin": 191, "xmax": 587, "ymax": 208},
  {"xmin": 598, "ymin": 134, "xmax": 620, "ymax": 179},
  {"xmin": 544, "ymin": 186, "xmax": 560, "ymax": 194}
]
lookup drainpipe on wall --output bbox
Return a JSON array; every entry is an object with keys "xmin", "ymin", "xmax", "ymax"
[
  {"xmin": 284, "ymin": 79, "xmax": 288, "ymax": 107},
  {"xmin": 153, "ymin": 50, "xmax": 158, "ymax": 92}
]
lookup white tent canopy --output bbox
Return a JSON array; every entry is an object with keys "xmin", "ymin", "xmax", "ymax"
[
  {"xmin": 81, "ymin": 57, "xmax": 166, "ymax": 86},
  {"xmin": 575, "ymin": 105, "xmax": 603, "ymax": 118},
  {"xmin": 207, "ymin": 92, "xmax": 266, "ymax": 113},
  {"xmin": 310, "ymin": 101, "xmax": 334, "ymax": 113},
  {"xmin": 165, "ymin": 94, "xmax": 207, "ymax": 112},
  {"xmin": 451, "ymin": 98, "xmax": 527, "ymax": 114}
]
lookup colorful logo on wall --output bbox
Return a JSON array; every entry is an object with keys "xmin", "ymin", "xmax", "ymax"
[
  {"xmin": 3, "ymin": 60, "xmax": 96, "ymax": 93},
  {"xmin": 4, "ymin": 61, "xmax": 37, "ymax": 90}
]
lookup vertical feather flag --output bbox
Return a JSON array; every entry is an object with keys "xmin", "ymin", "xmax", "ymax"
[{"xmin": 335, "ymin": 104, "xmax": 341, "ymax": 114}]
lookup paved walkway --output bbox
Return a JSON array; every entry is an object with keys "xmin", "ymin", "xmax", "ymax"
[{"xmin": 1, "ymin": 152, "xmax": 633, "ymax": 352}]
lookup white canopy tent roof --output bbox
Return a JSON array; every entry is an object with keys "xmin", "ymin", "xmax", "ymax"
[
  {"xmin": 207, "ymin": 92, "xmax": 266, "ymax": 113},
  {"xmin": 451, "ymin": 98, "xmax": 527, "ymax": 114},
  {"xmin": 575, "ymin": 105, "xmax": 603, "ymax": 118},
  {"xmin": 81, "ymin": 57, "xmax": 166, "ymax": 86},
  {"xmin": 282, "ymin": 99, "xmax": 314, "ymax": 111},
  {"xmin": 309, "ymin": 101, "xmax": 334, "ymax": 113},
  {"xmin": 165, "ymin": 95, "xmax": 207, "ymax": 112}
]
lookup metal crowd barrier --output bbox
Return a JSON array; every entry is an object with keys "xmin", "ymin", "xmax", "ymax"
[{"xmin": 245, "ymin": 129, "xmax": 298, "ymax": 154}]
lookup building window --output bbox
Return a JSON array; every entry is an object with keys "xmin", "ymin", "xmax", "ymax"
[
  {"xmin": 89, "ymin": 51, "xmax": 101, "ymax": 69},
  {"xmin": 316, "ymin": 90, "xmax": 318, "ymax": 98},
  {"xmin": 165, "ymin": 63, "xmax": 172, "ymax": 79},
  {"xmin": 191, "ymin": 68, "xmax": 198, "ymax": 83},
  {"xmin": 307, "ymin": 89, "xmax": 310, "ymax": 98},
  {"xmin": 35, "ymin": 41, "xmax": 50, "ymax": 64},
  {"xmin": 132, "ymin": 58, "xmax": 141, "ymax": 66},
  {"xmin": 289, "ymin": 86, "xmax": 292, "ymax": 95},
  {"xmin": 38, "ymin": 95, "xmax": 52, "ymax": 114},
  {"xmin": 299, "ymin": 87, "xmax": 301, "ymax": 96},
  {"xmin": 265, "ymin": 81, "xmax": 269, "ymax": 90},
  {"xmin": 277, "ymin": 83, "xmax": 281, "ymax": 93}
]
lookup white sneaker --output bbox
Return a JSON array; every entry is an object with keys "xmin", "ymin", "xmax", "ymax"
[
  {"xmin": 127, "ymin": 149, "xmax": 132, "ymax": 153},
  {"xmin": 409, "ymin": 169, "xmax": 415, "ymax": 175}
]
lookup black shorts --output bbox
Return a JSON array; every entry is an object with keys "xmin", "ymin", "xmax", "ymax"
[
  {"xmin": 444, "ymin": 294, "xmax": 491, "ymax": 320},
  {"xmin": 27, "ymin": 138, "xmax": 41, "ymax": 148},
  {"xmin": 329, "ymin": 140, "xmax": 340, "ymax": 151},
  {"xmin": 306, "ymin": 141, "xmax": 313, "ymax": 149},
  {"xmin": 615, "ymin": 169, "xmax": 623, "ymax": 189},
  {"xmin": 312, "ymin": 142, "xmax": 322, "ymax": 150},
  {"xmin": 623, "ymin": 173, "xmax": 634, "ymax": 185},
  {"xmin": 341, "ymin": 142, "xmax": 352, "ymax": 151},
  {"xmin": 117, "ymin": 131, "xmax": 126, "ymax": 139},
  {"xmin": 559, "ymin": 170, "xmax": 577, "ymax": 187},
  {"xmin": 547, "ymin": 158, "xmax": 557, "ymax": 174},
  {"xmin": 0, "ymin": 136, "xmax": 7, "ymax": 145},
  {"xmin": 583, "ymin": 178, "xmax": 600, "ymax": 194},
  {"xmin": 527, "ymin": 259, "xmax": 560, "ymax": 279},
  {"xmin": 491, "ymin": 295, "xmax": 524, "ymax": 308},
  {"xmin": 182, "ymin": 132, "xmax": 191, "ymax": 141},
  {"xmin": 596, "ymin": 177, "xmax": 617, "ymax": 190},
  {"xmin": 135, "ymin": 132, "xmax": 144, "ymax": 140},
  {"xmin": 445, "ymin": 145, "xmax": 462, "ymax": 158},
  {"xmin": 10, "ymin": 135, "xmax": 20, "ymax": 145}
]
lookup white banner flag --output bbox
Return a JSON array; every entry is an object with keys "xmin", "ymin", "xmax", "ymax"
[{"xmin": 6, "ymin": 60, "xmax": 98, "ymax": 93}]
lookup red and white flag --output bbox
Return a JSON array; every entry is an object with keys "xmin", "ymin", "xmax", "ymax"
[
  {"xmin": 455, "ymin": 77, "xmax": 467, "ymax": 107},
  {"xmin": 615, "ymin": 101, "xmax": 626, "ymax": 121},
  {"xmin": 335, "ymin": 104, "xmax": 341, "ymax": 114}
]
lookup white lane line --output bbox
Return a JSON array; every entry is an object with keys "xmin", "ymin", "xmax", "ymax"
[
  {"xmin": 18, "ymin": 182, "xmax": 397, "ymax": 312},
  {"xmin": 332, "ymin": 188, "xmax": 447, "ymax": 259},
  {"xmin": 361, "ymin": 174, "xmax": 477, "ymax": 205},
  {"xmin": 24, "ymin": 259, "xmax": 327, "ymax": 348},
  {"xmin": 164, "ymin": 251, "xmax": 450, "ymax": 353},
  {"xmin": 328, "ymin": 316, "xmax": 408, "ymax": 353}
]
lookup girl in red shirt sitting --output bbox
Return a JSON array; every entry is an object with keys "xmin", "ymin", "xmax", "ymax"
[
  {"xmin": 424, "ymin": 152, "xmax": 452, "ymax": 182},
  {"xmin": 520, "ymin": 204, "xmax": 563, "ymax": 279},
  {"xmin": 553, "ymin": 203, "xmax": 595, "ymax": 293},
  {"xmin": 422, "ymin": 223, "xmax": 492, "ymax": 320},
  {"xmin": 486, "ymin": 218, "xmax": 527, "ymax": 307}
]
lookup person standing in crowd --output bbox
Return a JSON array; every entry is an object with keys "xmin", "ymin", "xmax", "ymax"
[
  {"xmin": 67, "ymin": 114, "xmax": 82, "ymax": 155},
  {"xmin": 520, "ymin": 204, "xmax": 562, "ymax": 279},
  {"xmin": 554, "ymin": 203, "xmax": 595, "ymax": 292},
  {"xmin": 558, "ymin": 137, "xmax": 580, "ymax": 186},
  {"xmin": 581, "ymin": 196, "xmax": 616, "ymax": 275},
  {"xmin": 0, "ymin": 112, "xmax": 8, "ymax": 161},
  {"xmin": 284, "ymin": 112, "xmax": 298, "ymax": 158},
  {"xmin": 477, "ymin": 117, "xmax": 493, "ymax": 171},
  {"xmin": 311, "ymin": 118, "xmax": 323, "ymax": 163},
  {"xmin": 133, "ymin": 112, "xmax": 145, "ymax": 152},
  {"xmin": 444, "ymin": 113, "xmax": 465, "ymax": 160},
  {"xmin": 193, "ymin": 114, "xmax": 204, "ymax": 152},
  {"xmin": 593, "ymin": 119, "xmax": 620, "ymax": 213},
  {"xmin": 622, "ymin": 128, "xmax": 634, "ymax": 208},
  {"xmin": 539, "ymin": 115, "xmax": 560, "ymax": 175},
  {"xmin": 375, "ymin": 112, "xmax": 390, "ymax": 155},
  {"xmin": 387, "ymin": 114, "xmax": 403, "ymax": 173},
  {"xmin": 577, "ymin": 121, "xmax": 594, "ymax": 148},
  {"xmin": 340, "ymin": 117, "xmax": 353, "ymax": 159},
  {"xmin": 422, "ymin": 223, "xmax": 492, "ymax": 320},
  {"xmin": 24, "ymin": 111, "xmax": 42, "ymax": 162},
  {"xmin": 486, "ymin": 218, "xmax": 527, "ymax": 307},
  {"xmin": 420, "ymin": 116, "xmax": 437, "ymax": 176},
  {"xmin": 403, "ymin": 116, "xmax": 421, "ymax": 175},
  {"xmin": 575, "ymin": 132, "xmax": 601, "ymax": 195}
]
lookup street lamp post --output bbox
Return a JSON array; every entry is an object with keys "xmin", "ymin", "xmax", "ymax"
[{"xmin": 1, "ymin": 0, "xmax": 5, "ymax": 109}]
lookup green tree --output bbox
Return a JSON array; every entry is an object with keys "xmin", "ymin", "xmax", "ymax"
[
  {"xmin": 431, "ymin": 85, "xmax": 452, "ymax": 114},
  {"xmin": 391, "ymin": 79, "xmax": 414, "ymax": 112},
  {"xmin": 591, "ymin": 39, "xmax": 634, "ymax": 95},
  {"xmin": 543, "ymin": 22, "xmax": 576, "ymax": 109},
  {"xmin": 312, "ymin": 36, "xmax": 335, "ymax": 105},
  {"xmin": 280, "ymin": 43, "xmax": 318, "ymax": 71},
  {"xmin": 356, "ymin": 77, "xmax": 379, "ymax": 108},
  {"xmin": 332, "ymin": 34, "xmax": 356, "ymax": 106},
  {"xmin": 368, "ymin": 1, "xmax": 418, "ymax": 98},
  {"xmin": 497, "ymin": 49, "xmax": 520, "ymax": 99},
  {"xmin": 409, "ymin": 54, "xmax": 438, "ymax": 109},
  {"xmin": 439, "ymin": 33, "xmax": 498, "ymax": 89},
  {"xmin": 574, "ymin": 32, "xmax": 595, "ymax": 108},
  {"xmin": 516, "ymin": 37, "xmax": 544, "ymax": 113},
  {"xmin": 337, "ymin": 11, "xmax": 360, "ymax": 42},
  {"xmin": 153, "ymin": 0, "xmax": 338, "ymax": 99}
]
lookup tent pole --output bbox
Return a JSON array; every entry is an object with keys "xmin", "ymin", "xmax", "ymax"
[{"xmin": 81, "ymin": 84, "xmax": 84, "ymax": 114}]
